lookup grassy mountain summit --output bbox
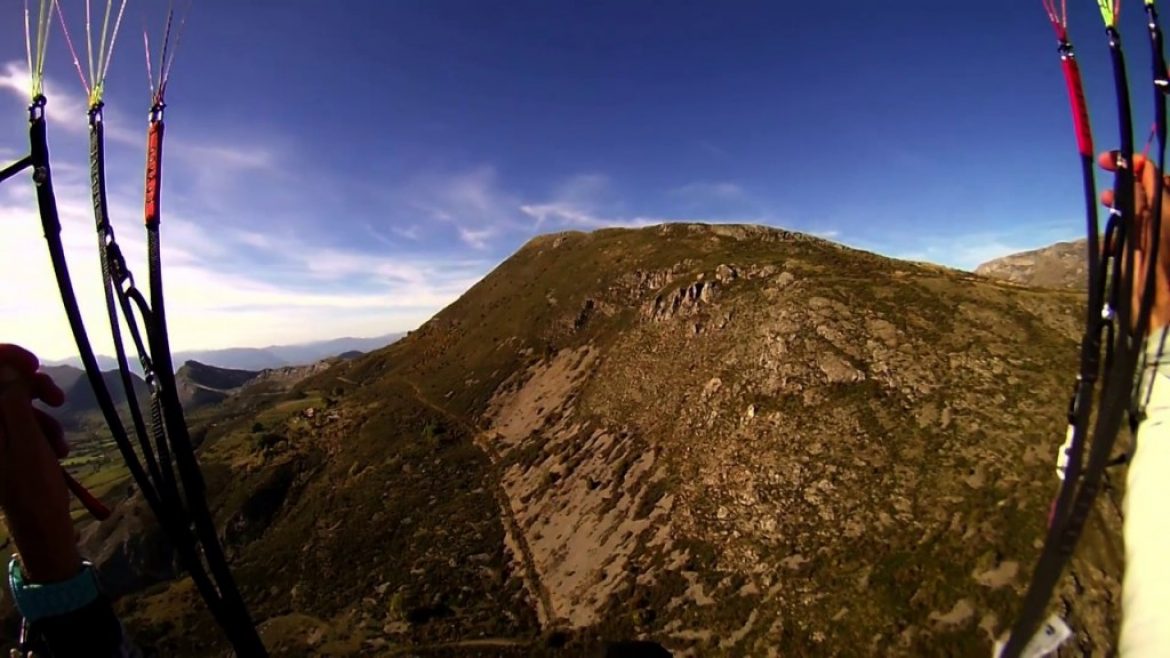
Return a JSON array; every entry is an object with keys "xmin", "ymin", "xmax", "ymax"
[{"xmin": 89, "ymin": 224, "xmax": 1121, "ymax": 656}]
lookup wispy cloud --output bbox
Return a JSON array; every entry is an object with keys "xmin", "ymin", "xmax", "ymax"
[
  {"xmin": 519, "ymin": 202, "xmax": 596, "ymax": 228},
  {"xmin": 393, "ymin": 225, "xmax": 422, "ymax": 241},
  {"xmin": 376, "ymin": 167, "xmax": 726, "ymax": 249},
  {"xmin": 1, "ymin": 62, "xmax": 137, "ymax": 143},
  {"xmin": 168, "ymin": 142, "xmax": 276, "ymax": 172},
  {"xmin": 669, "ymin": 181, "xmax": 745, "ymax": 201},
  {"xmin": 232, "ymin": 230, "xmax": 278, "ymax": 250},
  {"xmin": 695, "ymin": 140, "xmax": 731, "ymax": 159},
  {"xmin": 390, "ymin": 165, "xmax": 522, "ymax": 249},
  {"xmin": 552, "ymin": 173, "xmax": 611, "ymax": 204},
  {"xmin": 0, "ymin": 122, "xmax": 491, "ymax": 360},
  {"xmin": 521, "ymin": 174, "xmax": 764, "ymax": 233},
  {"xmin": 1, "ymin": 62, "xmax": 83, "ymax": 128},
  {"xmin": 369, "ymin": 168, "xmax": 765, "ymax": 252},
  {"xmin": 458, "ymin": 226, "xmax": 498, "ymax": 250},
  {"xmin": 521, "ymin": 173, "xmax": 655, "ymax": 230},
  {"xmin": 519, "ymin": 202, "xmax": 661, "ymax": 230}
]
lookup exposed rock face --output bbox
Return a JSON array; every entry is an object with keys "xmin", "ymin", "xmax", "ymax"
[
  {"xmin": 485, "ymin": 346, "xmax": 666, "ymax": 628},
  {"xmin": 975, "ymin": 239, "xmax": 1089, "ymax": 290},
  {"xmin": 97, "ymin": 224, "xmax": 1120, "ymax": 657}
]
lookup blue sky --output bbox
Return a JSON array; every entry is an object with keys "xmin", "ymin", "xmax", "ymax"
[{"xmin": 0, "ymin": 0, "xmax": 1156, "ymax": 359}]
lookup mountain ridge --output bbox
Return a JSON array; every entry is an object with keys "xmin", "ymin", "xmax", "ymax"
[{"xmin": 68, "ymin": 224, "xmax": 1123, "ymax": 656}]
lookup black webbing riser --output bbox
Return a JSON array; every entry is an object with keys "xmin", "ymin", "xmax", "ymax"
[
  {"xmin": 28, "ymin": 105, "xmax": 162, "ymax": 517},
  {"xmin": 86, "ymin": 109, "xmax": 241, "ymax": 637},
  {"xmin": 145, "ymin": 115, "xmax": 267, "ymax": 656},
  {"xmin": 1000, "ymin": 23, "xmax": 1144, "ymax": 658},
  {"xmin": 89, "ymin": 111, "xmax": 165, "ymax": 490}
]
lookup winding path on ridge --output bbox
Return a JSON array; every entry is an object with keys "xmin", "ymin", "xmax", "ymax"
[
  {"xmin": 384, "ymin": 637, "xmax": 534, "ymax": 655},
  {"xmin": 392, "ymin": 376, "xmax": 561, "ymax": 629}
]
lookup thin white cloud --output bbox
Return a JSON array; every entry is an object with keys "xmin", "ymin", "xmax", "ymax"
[
  {"xmin": 448, "ymin": 166, "xmax": 507, "ymax": 215},
  {"xmin": 520, "ymin": 202, "xmax": 601, "ymax": 228},
  {"xmin": 520, "ymin": 202, "xmax": 689, "ymax": 230},
  {"xmin": 696, "ymin": 140, "xmax": 730, "ymax": 159},
  {"xmin": 521, "ymin": 173, "xmax": 759, "ymax": 232},
  {"xmin": 670, "ymin": 181, "xmax": 745, "ymax": 201},
  {"xmin": 168, "ymin": 141, "xmax": 276, "ymax": 172},
  {"xmin": 1, "ymin": 62, "xmax": 81, "ymax": 128},
  {"xmin": 553, "ymin": 173, "xmax": 611, "ymax": 204},
  {"xmin": 390, "ymin": 165, "xmax": 523, "ymax": 248},
  {"xmin": 362, "ymin": 222, "xmax": 420, "ymax": 247},
  {"xmin": 1, "ymin": 61, "xmax": 138, "ymax": 143},
  {"xmin": 0, "ymin": 61, "xmax": 504, "ymax": 360},
  {"xmin": 458, "ymin": 226, "xmax": 497, "ymax": 250},
  {"xmin": 380, "ymin": 168, "xmax": 744, "ymax": 249},
  {"xmin": 227, "ymin": 229, "xmax": 278, "ymax": 250},
  {"xmin": 392, "ymin": 225, "xmax": 422, "ymax": 241},
  {"xmin": 0, "ymin": 138, "xmax": 490, "ymax": 360},
  {"xmin": 520, "ymin": 173, "xmax": 640, "ymax": 230}
]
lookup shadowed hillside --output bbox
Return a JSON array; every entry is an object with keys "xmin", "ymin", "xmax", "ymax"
[
  {"xmin": 76, "ymin": 224, "xmax": 1122, "ymax": 657},
  {"xmin": 176, "ymin": 361, "xmax": 263, "ymax": 409},
  {"xmin": 39, "ymin": 365, "xmax": 149, "ymax": 434}
]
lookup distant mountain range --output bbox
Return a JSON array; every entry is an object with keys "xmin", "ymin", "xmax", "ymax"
[
  {"xmin": 42, "ymin": 336, "xmax": 390, "ymax": 431},
  {"xmin": 47, "ymin": 334, "xmax": 402, "ymax": 373},
  {"xmin": 40, "ymin": 364, "xmax": 149, "ymax": 432}
]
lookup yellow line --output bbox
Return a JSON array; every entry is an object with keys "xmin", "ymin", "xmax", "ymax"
[{"xmin": 1098, "ymin": 0, "xmax": 1117, "ymax": 27}]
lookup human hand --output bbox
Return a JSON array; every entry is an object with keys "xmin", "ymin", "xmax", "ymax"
[
  {"xmin": 0, "ymin": 344, "xmax": 82, "ymax": 583},
  {"xmin": 1098, "ymin": 152, "xmax": 1170, "ymax": 335}
]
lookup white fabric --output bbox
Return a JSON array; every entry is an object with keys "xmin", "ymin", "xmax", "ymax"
[{"xmin": 1120, "ymin": 329, "xmax": 1170, "ymax": 657}]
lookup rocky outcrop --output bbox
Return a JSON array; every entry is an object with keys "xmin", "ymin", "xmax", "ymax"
[{"xmin": 646, "ymin": 279, "xmax": 719, "ymax": 321}]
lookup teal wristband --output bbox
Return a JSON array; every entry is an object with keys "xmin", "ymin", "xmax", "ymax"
[{"xmin": 7, "ymin": 556, "xmax": 101, "ymax": 623}]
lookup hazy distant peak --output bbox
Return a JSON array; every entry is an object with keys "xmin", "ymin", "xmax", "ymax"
[
  {"xmin": 975, "ymin": 239, "xmax": 1089, "ymax": 290},
  {"xmin": 48, "ymin": 333, "xmax": 403, "ymax": 373}
]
